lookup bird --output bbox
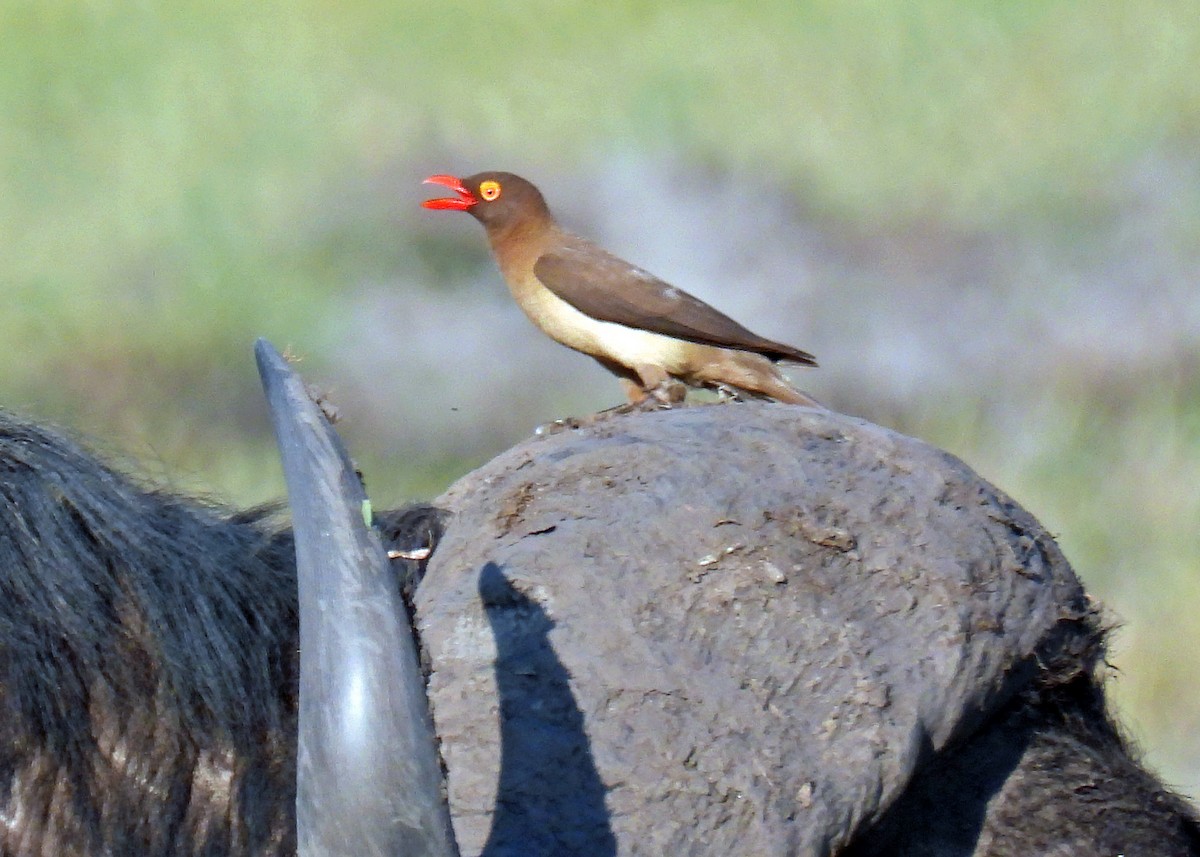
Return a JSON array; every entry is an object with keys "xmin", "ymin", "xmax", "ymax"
[{"xmin": 421, "ymin": 171, "xmax": 819, "ymax": 406}]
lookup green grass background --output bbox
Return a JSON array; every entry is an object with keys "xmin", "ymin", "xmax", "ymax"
[{"xmin": 3, "ymin": 1, "xmax": 1198, "ymax": 799}]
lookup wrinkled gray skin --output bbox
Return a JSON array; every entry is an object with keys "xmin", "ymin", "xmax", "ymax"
[{"xmin": 419, "ymin": 403, "xmax": 1200, "ymax": 856}]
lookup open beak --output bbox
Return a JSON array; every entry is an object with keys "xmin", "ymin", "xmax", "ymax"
[{"xmin": 421, "ymin": 174, "xmax": 478, "ymax": 211}]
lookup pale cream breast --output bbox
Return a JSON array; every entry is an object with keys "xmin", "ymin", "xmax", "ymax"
[
  {"xmin": 488, "ymin": 224, "xmax": 696, "ymax": 373},
  {"xmin": 509, "ymin": 270, "xmax": 694, "ymax": 372}
]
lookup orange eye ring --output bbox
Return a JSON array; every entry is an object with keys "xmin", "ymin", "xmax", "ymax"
[{"xmin": 479, "ymin": 180, "xmax": 501, "ymax": 201}]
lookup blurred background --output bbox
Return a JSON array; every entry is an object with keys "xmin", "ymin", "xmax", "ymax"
[{"xmin": 3, "ymin": 0, "xmax": 1198, "ymax": 798}]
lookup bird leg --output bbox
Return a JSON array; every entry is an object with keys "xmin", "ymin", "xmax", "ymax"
[
  {"xmin": 535, "ymin": 395, "xmax": 668, "ymax": 435},
  {"xmin": 655, "ymin": 381, "xmax": 689, "ymax": 405},
  {"xmin": 631, "ymin": 364, "xmax": 687, "ymax": 407},
  {"xmin": 611, "ymin": 381, "xmax": 682, "ymax": 414},
  {"xmin": 714, "ymin": 383, "xmax": 747, "ymax": 403}
]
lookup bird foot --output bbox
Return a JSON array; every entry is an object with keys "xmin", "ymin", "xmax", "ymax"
[
  {"xmin": 533, "ymin": 383, "xmax": 688, "ymax": 436},
  {"xmin": 592, "ymin": 395, "xmax": 673, "ymax": 422},
  {"xmin": 714, "ymin": 384, "xmax": 747, "ymax": 403},
  {"xmin": 646, "ymin": 380, "xmax": 688, "ymax": 406},
  {"xmin": 608, "ymin": 383, "xmax": 684, "ymax": 416}
]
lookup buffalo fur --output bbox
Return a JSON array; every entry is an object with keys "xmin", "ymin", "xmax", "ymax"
[{"xmin": 0, "ymin": 413, "xmax": 436, "ymax": 856}]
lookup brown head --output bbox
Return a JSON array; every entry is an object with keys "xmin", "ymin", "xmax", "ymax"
[{"xmin": 421, "ymin": 172, "xmax": 552, "ymax": 235}]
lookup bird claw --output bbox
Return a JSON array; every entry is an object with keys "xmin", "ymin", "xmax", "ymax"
[
  {"xmin": 533, "ymin": 389, "xmax": 684, "ymax": 437},
  {"xmin": 647, "ymin": 380, "xmax": 688, "ymax": 406},
  {"xmin": 533, "ymin": 379, "xmax": 693, "ymax": 437},
  {"xmin": 714, "ymin": 384, "xmax": 747, "ymax": 403}
]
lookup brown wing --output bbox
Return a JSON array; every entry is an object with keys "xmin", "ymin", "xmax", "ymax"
[{"xmin": 532, "ymin": 238, "xmax": 817, "ymax": 365}]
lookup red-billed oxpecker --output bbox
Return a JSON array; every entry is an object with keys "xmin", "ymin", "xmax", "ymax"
[{"xmin": 422, "ymin": 172, "xmax": 818, "ymax": 406}]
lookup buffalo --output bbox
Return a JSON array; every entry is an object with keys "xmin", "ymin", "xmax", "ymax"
[{"xmin": 1, "ymin": 343, "xmax": 1196, "ymax": 855}]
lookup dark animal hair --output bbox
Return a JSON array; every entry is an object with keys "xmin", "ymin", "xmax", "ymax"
[
  {"xmin": 0, "ymin": 412, "xmax": 300, "ymax": 854},
  {"xmin": 847, "ymin": 619, "xmax": 1200, "ymax": 855}
]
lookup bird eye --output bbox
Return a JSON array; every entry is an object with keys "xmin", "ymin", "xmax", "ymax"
[{"xmin": 479, "ymin": 180, "xmax": 501, "ymax": 201}]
